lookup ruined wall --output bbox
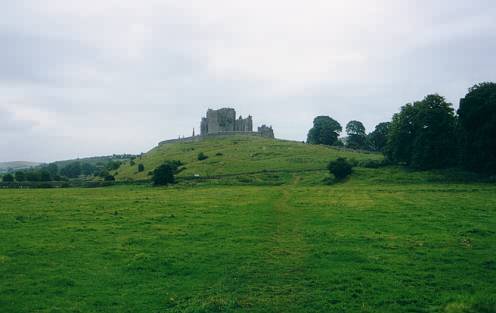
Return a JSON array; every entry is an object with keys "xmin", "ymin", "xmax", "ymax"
[
  {"xmin": 258, "ymin": 125, "xmax": 275, "ymax": 138},
  {"xmin": 234, "ymin": 115, "xmax": 253, "ymax": 132},
  {"xmin": 206, "ymin": 108, "xmax": 236, "ymax": 133},
  {"xmin": 200, "ymin": 108, "xmax": 272, "ymax": 138}
]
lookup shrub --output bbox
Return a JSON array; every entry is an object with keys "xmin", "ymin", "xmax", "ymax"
[
  {"xmin": 152, "ymin": 163, "xmax": 176, "ymax": 186},
  {"xmin": 197, "ymin": 152, "xmax": 208, "ymax": 161},
  {"xmin": 328, "ymin": 158, "xmax": 353, "ymax": 180},
  {"xmin": 138, "ymin": 164, "xmax": 145, "ymax": 172},
  {"xmin": 358, "ymin": 159, "xmax": 384, "ymax": 168},
  {"xmin": 130, "ymin": 160, "xmax": 136, "ymax": 166},
  {"xmin": 104, "ymin": 175, "xmax": 115, "ymax": 181},
  {"xmin": 2, "ymin": 174, "xmax": 14, "ymax": 182},
  {"xmin": 215, "ymin": 152, "xmax": 224, "ymax": 156}
]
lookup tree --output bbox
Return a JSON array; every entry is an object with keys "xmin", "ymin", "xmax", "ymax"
[
  {"xmin": 458, "ymin": 82, "xmax": 496, "ymax": 174},
  {"xmin": 60, "ymin": 162, "xmax": 82, "ymax": 178},
  {"xmin": 25, "ymin": 170, "xmax": 41, "ymax": 181},
  {"xmin": 46, "ymin": 163, "xmax": 59, "ymax": 177},
  {"xmin": 386, "ymin": 94, "xmax": 456, "ymax": 169},
  {"xmin": 14, "ymin": 171, "xmax": 26, "ymax": 182},
  {"xmin": 138, "ymin": 164, "xmax": 145, "ymax": 172},
  {"xmin": 307, "ymin": 116, "xmax": 342, "ymax": 146},
  {"xmin": 40, "ymin": 170, "xmax": 51, "ymax": 182},
  {"xmin": 2, "ymin": 174, "xmax": 14, "ymax": 182},
  {"xmin": 328, "ymin": 158, "xmax": 353, "ymax": 180},
  {"xmin": 81, "ymin": 163, "xmax": 96, "ymax": 176},
  {"xmin": 152, "ymin": 163, "xmax": 176, "ymax": 186},
  {"xmin": 345, "ymin": 120, "xmax": 367, "ymax": 149},
  {"xmin": 410, "ymin": 94, "xmax": 456, "ymax": 169},
  {"xmin": 368, "ymin": 122, "xmax": 390, "ymax": 152}
]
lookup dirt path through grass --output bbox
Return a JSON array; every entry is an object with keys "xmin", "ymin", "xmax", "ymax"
[{"xmin": 258, "ymin": 176, "xmax": 314, "ymax": 310}]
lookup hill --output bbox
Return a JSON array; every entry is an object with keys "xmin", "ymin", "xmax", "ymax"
[
  {"xmin": 0, "ymin": 161, "xmax": 40, "ymax": 173},
  {"xmin": 114, "ymin": 135, "xmax": 382, "ymax": 181}
]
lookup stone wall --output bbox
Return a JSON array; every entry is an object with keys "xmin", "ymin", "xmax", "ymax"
[{"xmin": 258, "ymin": 125, "xmax": 275, "ymax": 138}]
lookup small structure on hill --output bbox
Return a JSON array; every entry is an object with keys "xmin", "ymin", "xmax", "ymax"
[
  {"xmin": 200, "ymin": 108, "xmax": 274, "ymax": 138},
  {"xmin": 159, "ymin": 107, "xmax": 274, "ymax": 145}
]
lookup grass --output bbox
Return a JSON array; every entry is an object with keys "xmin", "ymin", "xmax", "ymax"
[
  {"xmin": 1, "ymin": 178, "xmax": 495, "ymax": 312},
  {"xmin": 1, "ymin": 136, "xmax": 495, "ymax": 312},
  {"xmin": 114, "ymin": 135, "xmax": 382, "ymax": 181}
]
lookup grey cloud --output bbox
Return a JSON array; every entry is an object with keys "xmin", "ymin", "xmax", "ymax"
[{"xmin": 1, "ymin": 0, "xmax": 495, "ymax": 162}]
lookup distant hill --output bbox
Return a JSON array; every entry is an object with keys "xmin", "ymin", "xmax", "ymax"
[
  {"xmin": 51, "ymin": 154, "xmax": 137, "ymax": 168},
  {"xmin": 115, "ymin": 135, "xmax": 382, "ymax": 181},
  {"xmin": 0, "ymin": 161, "xmax": 41, "ymax": 173}
]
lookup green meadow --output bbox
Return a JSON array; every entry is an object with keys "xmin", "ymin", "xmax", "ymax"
[{"xmin": 1, "ymin": 136, "xmax": 495, "ymax": 312}]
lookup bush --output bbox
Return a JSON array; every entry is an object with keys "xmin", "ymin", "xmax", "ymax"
[
  {"xmin": 358, "ymin": 159, "xmax": 385, "ymax": 168},
  {"xmin": 328, "ymin": 158, "xmax": 353, "ymax": 180},
  {"xmin": 2, "ymin": 174, "xmax": 14, "ymax": 182},
  {"xmin": 152, "ymin": 163, "xmax": 176, "ymax": 186},
  {"xmin": 104, "ymin": 175, "xmax": 115, "ymax": 181},
  {"xmin": 215, "ymin": 152, "xmax": 224, "ymax": 156},
  {"xmin": 197, "ymin": 152, "xmax": 208, "ymax": 161},
  {"xmin": 138, "ymin": 164, "xmax": 145, "ymax": 172}
]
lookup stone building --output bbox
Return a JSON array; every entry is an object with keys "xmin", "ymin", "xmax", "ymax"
[
  {"xmin": 258, "ymin": 125, "xmax": 274, "ymax": 139},
  {"xmin": 201, "ymin": 108, "xmax": 253, "ymax": 135},
  {"xmin": 199, "ymin": 108, "xmax": 274, "ymax": 139}
]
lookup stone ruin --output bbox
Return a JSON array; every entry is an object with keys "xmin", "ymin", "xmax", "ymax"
[
  {"xmin": 200, "ymin": 108, "xmax": 274, "ymax": 138},
  {"xmin": 159, "ymin": 107, "xmax": 274, "ymax": 145}
]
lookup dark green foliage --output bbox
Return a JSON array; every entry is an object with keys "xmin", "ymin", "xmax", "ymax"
[
  {"xmin": 45, "ymin": 163, "xmax": 59, "ymax": 177},
  {"xmin": 197, "ymin": 152, "xmax": 208, "ymax": 161},
  {"xmin": 152, "ymin": 163, "xmax": 176, "ymax": 186},
  {"xmin": 130, "ymin": 160, "xmax": 136, "ymax": 166},
  {"xmin": 106, "ymin": 160, "xmax": 122, "ymax": 171},
  {"xmin": 345, "ymin": 120, "xmax": 367, "ymax": 149},
  {"xmin": 2, "ymin": 173, "xmax": 14, "ymax": 182},
  {"xmin": 104, "ymin": 174, "xmax": 115, "ymax": 181},
  {"xmin": 458, "ymin": 82, "xmax": 496, "ymax": 174},
  {"xmin": 215, "ymin": 152, "xmax": 224, "ymax": 156},
  {"xmin": 368, "ymin": 122, "xmax": 390, "ymax": 152},
  {"xmin": 138, "ymin": 164, "xmax": 145, "ymax": 172},
  {"xmin": 60, "ymin": 162, "xmax": 82, "ymax": 178},
  {"xmin": 386, "ymin": 94, "xmax": 456, "ymax": 169},
  {"xmin": 25, "ymin": 171, "xmax": 41, "ymax": 182},
  {"xmin": 14, "ymin": 171, "xmax": 26, "ymax": 182},
  {"xmin": 307, "ymin": 116, "xmax": 342, "ymax": 146},
  {"xmin": 39, "ymin": 171, "xmax": 51, "ymax": 182},
  {"xmin": 81, "ymin": 163, "xmax": 96, "ymax": 176},
  {"xmin": 328, "ymin": 157, "xmax": 353, "ymax": 180}
]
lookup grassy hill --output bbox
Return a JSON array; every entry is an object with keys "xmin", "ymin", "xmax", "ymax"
[
  {"xmin": 115, "ymin": 135, "xmax": 382, "ymax": 181},
  {"xmin": 0, "ymin": 161, "xmax": 40, "ymax": 173}
]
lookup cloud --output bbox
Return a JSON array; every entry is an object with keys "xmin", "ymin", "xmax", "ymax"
[{"xmin": 0, "ymin": 0, "xmax": 495, "ymax": 161}]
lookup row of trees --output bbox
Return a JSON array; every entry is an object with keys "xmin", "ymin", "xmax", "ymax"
[
  {"xmin": 2, "ymin": 160, "xmax": 123, "ymax": 182},
  {"xmin": 308, "ymin": 82, "xmax": 496, "ymax": 174},
  {"xmin": 307, "ymin": 117, "xmax": 390, "ymax": 152}
]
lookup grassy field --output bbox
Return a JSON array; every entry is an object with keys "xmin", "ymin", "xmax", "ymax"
[
  {"xmin": 1, "ymin": 175, "xmax": 495, "ymax": 312},
  {"xmin": 114, "ymin": 135, "xmax": 382, "ymax": 181}
]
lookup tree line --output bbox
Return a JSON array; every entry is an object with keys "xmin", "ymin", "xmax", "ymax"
[
  {"xmin": 2, "ymin": 160, "xmax": 123, "ymax": 183},
  {"xmin": 307, "ymin": 82, "xmax": 496, "ymax": 174}
]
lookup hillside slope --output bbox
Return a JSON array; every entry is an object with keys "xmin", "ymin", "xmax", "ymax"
[
  {"xmin": 115, "ymin": 135, "xmax": 382, "ymax": 181},
  {"xmin": 0, "ymin": 161, "xmax": 40, "ymax": 173}
]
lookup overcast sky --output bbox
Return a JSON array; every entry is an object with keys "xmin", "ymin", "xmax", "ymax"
[{"xmin": 1, "ymin": 0, "xmax": 495, "ymax": 162}]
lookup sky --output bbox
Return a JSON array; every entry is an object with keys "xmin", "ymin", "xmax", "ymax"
[{"xmin": 1, "ymin": 0, "xmax": 495, "ymax": 162}]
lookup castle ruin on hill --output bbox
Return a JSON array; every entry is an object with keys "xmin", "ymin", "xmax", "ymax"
[
  {"xmin": 159, "ymin": 107, "xmax": 274, "ymax": 145},
  {"xmin": 200, "ymin": 108, "xmax": 274, "ymax": 138}
]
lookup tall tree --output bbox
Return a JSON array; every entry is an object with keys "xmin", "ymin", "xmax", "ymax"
[
  {"xmin": 386, "ymin": 94, "xmax": 456, "ymax": 169},
  {"xmin": 345, "ymin": 120, "xmax": 366, "ymax": 149},
  {"xmin": 410, "ymin": 94, "xmax": 457, "ymax": 169},
  {"xmin": 307, "ymin": 116, "xmax": 342, "ymax": 146},
  {"xmin": 458, "ymin": 82, "xmax": 496, "ymax": 174},
  {"xmin": 368, "ymin": 122, "xmax": 390, "ymax": 152}
]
